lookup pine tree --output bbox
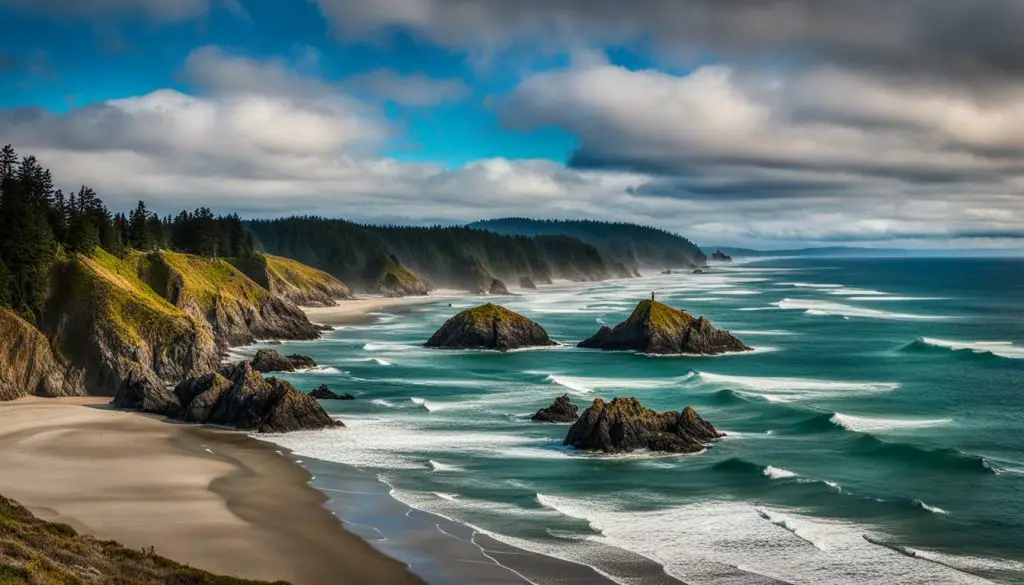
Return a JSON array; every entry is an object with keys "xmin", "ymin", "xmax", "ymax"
[{"xmin": 129, "ymin": 200, "xmax": 155, "ymax": 251}]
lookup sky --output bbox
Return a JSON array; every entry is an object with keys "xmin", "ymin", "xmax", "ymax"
[{"xmin": 1, "ymin": 1, "xmax": 1023, "ymax": 250}]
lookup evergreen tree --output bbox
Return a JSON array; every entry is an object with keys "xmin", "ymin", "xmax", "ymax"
[{"xmin": 128, "ymin": 200, "xmax": 156, "ymax": 251}]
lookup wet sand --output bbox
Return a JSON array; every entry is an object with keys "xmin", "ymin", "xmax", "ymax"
[
  {"xmin": 0, "ymin": 397, "xmax": 424, "ymax": 585},
  {"xmin": 304, "ymin": 292, "xmax": 460, "ymax": 327}
]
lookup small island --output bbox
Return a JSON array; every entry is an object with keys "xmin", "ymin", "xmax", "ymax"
[
  {"xmin": 564, "ymin": 397, "xmax": 723, "ymax": 454},
  {"xmin": 578, "ymin": 299, "xmax": 751, "ymax": 355},
  {"xmin": 532, "ymin": 395, "xmax": 580, "ymax": 423},
  {"xmin": 712, "ymin": 249, "xmax": 733, "ymax": 262},
  {"xmin": 425, "ymin": 303, "xmax": 556, "ymax": 351}
]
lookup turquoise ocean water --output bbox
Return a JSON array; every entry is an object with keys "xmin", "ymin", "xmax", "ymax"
[{"xmin": 251, "ymin": 257, "xmax": 1024, "ymax": 584}]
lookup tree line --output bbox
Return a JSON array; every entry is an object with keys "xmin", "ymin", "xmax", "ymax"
[{"xmin": 0, "ymin": 145, "xmax": 255, "ymax": 319}]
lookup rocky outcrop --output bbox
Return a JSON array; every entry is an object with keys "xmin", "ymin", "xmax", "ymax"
[
  {"xmin": 173, "ymin": 362, "xmax": 339, "ymax": 432},
  {"xmin": 692, "ymin": 268, "xmax": 706, "ymax": 274},
  {"xmin": 488, "ymin": 278, "xmax": 510, "ymax": 295},
  {"xmin": 0, "ymin": 309, "xmax": 85, "ymax": 401},
  {"xmin": 563, "ymin": 397, "xmax": 723, "ymax": 454},
  {"xmin": 578, "ymin": 299, "xmax": 751, "ymax": 355},
  {"xmin": 229, "ymin": 253, "xmax": 352, "ymax": 307},
  {"xmin": 711, "ymin": 250, "xmax": 733, "ymax": 262},
  {"xmin": 519, "ymin": 276, "xmax": 537, "ymax": 290},
  {"xmin": 310, "ymin": 384, "xmax": 354, "ymax": 400},
  {"xmin": 531, "ymin": 395, "xmax": 579, "ymax": 423},
  {"xmin": 250, "ymin": 349, "xmax": 316, "ymax": 373},
  {"xmin": 426, "ymin": 303, "xmax": 556, "ymax": 351},
  {"xmin": 111, "ymin": 368, "xmax": 182, "ymax": 417}
]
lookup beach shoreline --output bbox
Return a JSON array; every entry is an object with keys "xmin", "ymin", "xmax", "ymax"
[
  {"xmin": 303, "ymin": 292, "xmax": 461, "ymax": 327},
  {"xmin": 0, "ymin": 396, "xmax": 424, "ymax": 585}
]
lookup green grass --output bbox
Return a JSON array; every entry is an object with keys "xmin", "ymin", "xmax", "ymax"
[
  {"xmin": 156, "ymin": 252, "xmax": 270, "ymax": 312},
  {"xmin": 263, "ymin": 254, "xmax": 345, "ymax": 293},
  {"xmin": 628, "ymin": 299, "xmax": 695, "ymax": 330},
  {"xmin": 0, "ymin": 494, "xmax": 288, "ymax": 585},
  {"xmin": 459, "ymin": 303, "xmax": 531, "ymax": 326}
]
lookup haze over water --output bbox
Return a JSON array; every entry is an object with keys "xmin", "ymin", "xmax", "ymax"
[{"xmin": 255, "ymin": 257, "xmax": 1024, "ymax": 585}]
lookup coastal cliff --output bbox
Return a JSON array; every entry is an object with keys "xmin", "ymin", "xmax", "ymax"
[
  {"xmin": 0, "ymin": 308, "xmax": 85, "ymax": 400},
  {"xmin": 230, "ymin": 253, "xmax": 352, "ymax": 307},
  {"xmin": 579, "ymin": 299, "xmax": 751, "ymax": 355}
]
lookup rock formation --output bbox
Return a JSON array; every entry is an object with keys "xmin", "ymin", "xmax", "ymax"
[
  {"xmin": 229, "ymin": 253, "xmax": 352, "ymax": 307},
  {"xmin": 371, "ymin": 254, "xmax": 430, "ymax": 297},
  {"xmin": 0, "ymin": 309, "xmax": 85, "ymax": 401},
  {"xmin": 563, "ymin": 397, "xmax": 723, "ymax": 454},
  {"xmin": 531, "ymin": 395, "xmax": 579, "ymax": 423},
  {"xmin": 425, "ymin": 303, "xmax": 556, "ymax": 351},
  {"xmin": 488, "ymin": 278, "xmax": 510, "ymax": 295},
  {"xmin": 310, "ymin": 384, "xmax": 354, "ymax": 400},
  {"xmin": 173, "ymin": 362, "xmax": 339, "ymax": 432},
  {"xmin": 692, "ymin": 268, "xmax": 706, "ymax": 274},
  {"xmin": 250, "ymin": 349, "xmax": 317, "ymax": 372},
  {"xmin": 578, "ymin": 299, "xmax": 751, "ymax": 355},
  {"xmin": 712, "ymin": 250, "xmax": 733, "ymax": 262},
  {"xmin": 519, "ymin": 276, "xmax": 537, "ymax": 290}
]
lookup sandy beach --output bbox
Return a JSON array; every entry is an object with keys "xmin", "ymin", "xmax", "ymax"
[
  {"xmin": 0, "ymin": 397, "xmax": 424, "ymax": 585},
  {"xmin": 303, "ymin": 293, "xmax": 458, "ymax": 326}
]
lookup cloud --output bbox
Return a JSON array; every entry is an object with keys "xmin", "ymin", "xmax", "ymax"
[
  {"xmin": 309, "ymin": 0, "xmax": 1024, "ymax": 88},
  {"xmin": 343, "ymin": 70, "xmax": 469, "ymax": 106}
]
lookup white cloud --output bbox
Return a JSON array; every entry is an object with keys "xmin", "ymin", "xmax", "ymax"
[{"xmin": 343, "ymin": 70, "xmax": 469, "ymax": 106}]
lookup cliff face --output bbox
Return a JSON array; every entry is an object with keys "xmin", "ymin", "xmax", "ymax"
[
  {"xmin": 0, "ymin": 309, "xmax": 85, "ymax": 401},
  {"xmin": 371, "ymin": 254, "xmax": 430, "ymax": 297},
  {"xmin": 578, "ymin": 299, "xmax": 751, "ymax": 355},
  {"xmin": 426, "ymin": 303, "xmax": 555, "ymax": 351},
  {"xmin": 229, "ymin": 253, "xmax": 352, "ymax": 307},
  {"xmin": 142, "ymin": 251, "xmax": 320, "ymax": 346},
  {"xmin": 42, "ymin": 250, "xmax": 219, "ymax": 398}
]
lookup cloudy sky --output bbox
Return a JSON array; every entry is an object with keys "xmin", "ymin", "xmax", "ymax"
[{"xmin": 2, "ymin": 1, "xmax": 1023, "ymax": 249}]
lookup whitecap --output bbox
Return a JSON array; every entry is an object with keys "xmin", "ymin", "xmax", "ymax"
[
  {"xmin": 370, "ymin": 398, "xmax": 395, "ymax": 408},
  {"xmin": 830, "ymin": 413, "xmax": 952, "ymax": 432},
  {"xmin": 913, "ymin": 499, "xmax": 949, "ymax": 515},
  {"xmin": 763, "ymin": 465, "xmax": 798, "ymax": 480},
  {"xmin": 428, "ymin": 460, "xmax": 464, "ymax": 472},
  {"xmin": 299, "ymin": 365, "xmax": 344, "ymax": 375},
  {"xmin": 545, "ymin": 373, "xmax": 694, "ymax": 394},
  {"xmin": 781, "ymin": 282, "xmax": 843, "ymax": 289},
  {"xmin": 731, "ymin": 329, "xmax": 796, "ymax": 336},
  {"xmin": 774, "ymin": 298, "xmax": 948, "ymax": 320},
  {"xmin": 697, "ymin": 372, "xmax": 898, "ymax": 403},
  {"xmin": 433, "ymin": 492, "xmax": 460, "ymax": 502},
  {"xmin": 918, "ymin": 337, "xmax": 1024, "ymax": 359}
]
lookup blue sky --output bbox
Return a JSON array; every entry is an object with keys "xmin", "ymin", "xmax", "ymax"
[{"xmin": 1, "ymin": 0, "xmax": 1022, "ymax": 249}]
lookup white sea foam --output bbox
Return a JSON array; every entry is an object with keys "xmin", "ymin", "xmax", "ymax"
[
  {"xmin": 369, "ymin": 398, "xmax": 395, "ymax": 408},
  {"xmin": 731, "ymin": 329, "xmax": 796, "ymax": 336},
  {"xmin": 697, "ymin": 372, "xmax": 898, "ymax": 403},
  {"xmin": 774, "ymin": 298, "xmax": 948, "ymax": 320},
  {"xmin": 545, "ymin": 373, "xmax": 694, "ymax": 394},
  {"xmin": 764, "ymin": 465, "xmax": 798, "ymax": 480},
  {"xmin": 410, "ymin": 397, "xmax": 442, "ymax": 412},
  {"xmin": 363, "ymin": 342, "xmax": 416, "ymax": 352},
  {"xmin": 433, "ymin": 492, "xmax": 460, "ymax": 502},
  {"xmin": 828, "ymin": 288, "xmax": 891, "ymax": 296},
  {"xmin": 350, "ymin": 357, "xmax": 393, "ymax": 366},
  {"xmin": 300, "ymin": 365, "xmax": 344, "ymax": 375},
  {"xmin": 529, "ymin": 495, "xmax": 992, "ymax": 584},
  {"xmin": 830, "ymin": 413, "xmax": 952, "ymax": 432},
  {"xmin": 717, "ymin": 289, "xmax": 762, "ymax": 295},
  {"xmin": 914, "ymin": 499, "xmax": 949, "ymax": 515},
  {"xmin": 782, "ymin": 282, "xmax": 843, "ymax": 289},
  {"xmin": 428, "ymin": 460, "xmax": 464, "ymax": 472},
  {"xmin": 918, "ymin": 338, "xmax": 1024, "ymax": 359}
]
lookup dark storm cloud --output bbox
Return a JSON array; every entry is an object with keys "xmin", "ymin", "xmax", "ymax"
[{"xmin": 312, "ymin": 0, "xmax": 1024, "ymax": 86}]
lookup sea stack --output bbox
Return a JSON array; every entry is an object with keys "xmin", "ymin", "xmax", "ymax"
[
  {"xmin": 425, "ymin": 303, "xmax": 555, "ymax": 351},
  {"xmin": 250, "ymin": 349, "xmax": 317, "ymax": 373},
  {"xmin": 578, "ymin": 299, "xmax": 751, "ymax": 355},
  {"xmin": 488, "ymin": 278, "xmax": 510, "ymax": 295},
  {"xmin": 519, "ymin": 276, "xmax": 537, "ymax": 290},
  {"xmin": 564, "ymin": 397, "xmax": 723, "ymax": 454},
  {"xmin": 531, "ymin": 395, "xmax": 580, "ymax": 423},
  {"xmin": 712, "ymin": 250, "xmax": 733, "ymax": 262}
]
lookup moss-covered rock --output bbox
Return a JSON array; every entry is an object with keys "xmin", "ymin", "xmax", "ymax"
[
  {"xmin": 0, "ymin": 308, "xmax": 85, "ymax": 401},
  {"xmin": 578, "ymin": 299, "xmax": 751, "ymax": 355},
  {"xmin": 563, "ymin": 397, "xmax": 723, "ymax": 454},
  {"xmin": 425, "ymin": 303, "xmax": 555, "ymax": 351},
  {"xmin": 229, "ymin": 254, "xmax": 352, "ymax": 307}
]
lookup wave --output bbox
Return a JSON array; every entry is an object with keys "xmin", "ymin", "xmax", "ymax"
[
  {"xmin": 830, "ymin": 413, "xmax": 952, "ymax": 433},
  {"xmin": 828, "ymin": 288, "xmax": 890, "ymax": 296},
  {"xmin": 913, "ymin": 499, "xmax": 949, "ymax": 515},
  {"xmin": 763, "ymin": 465, "xmax": 799, "ymax": 480},
  {"xmin": 370, "ymin": 398, "xmax": 395, "ymax": 408},
  {"xmin": 847, "ymin": 296, "xmax": 947, "ymax": 302},
  {"xmin": 731, "ymin": 329, "xmax": 796, "ymax": 336},
  {"xmin": 299, "ymin": 365, "xmax": 343, "ymax": 375},
  {"xmin": 350, "ymin": 357, "xmax": 393, "ymax": 366},
  {"xmin": 909, "ymin": 337, "xmax": 1024, "ymax": 360},
  {"xmin": 755, "ymin": 508, "xmax": 827, "ymax": 550},
  {"xmin": 705, "ymin": 388, "xmax": 753, "ymax": 406},
  {"xmin": 696, "ymin": 372, "xmax": 898, "ymax": 402},
  {"xmin": 544, "ymin": 372, "xmax": 694, "ymax": 394},
  {"xmin": 362, "ymin": 342, "xmax": 414, "ymax": 352},
  {"xmin": 782, "ymin": 282, "xmax": 843, "ymax": 289},
  {"xmin": 410, "ymin": 397, "xmax": 443, "ymax": 412},
  {"xmin": 432, "ymin": 492, "xmax": 460, "ymax": 502},
  {"xmin": 845, "ymin": 435, "xmax": 998, "ymax": 475},
  {"xmin": 428, "ymin": 460, "xmax": 464, "ymax": 472},
  {"xmin": 773, "ymin": 298, "xmax": 949, "ymax": 320}
]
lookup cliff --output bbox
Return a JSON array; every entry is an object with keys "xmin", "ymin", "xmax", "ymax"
[
  {"xmin": 578, "ymin": 299, "xmax": 751, "ymax": 355},
  {"xmin": 425, "ymin": 303, "xmax": 555, "ymax": 351},
  {"xmin": 230, "ymin": 253, "xmax": 352, "ymax": 307},
  {"xmin": 563, "ymin": 397, "xmax": 723, "ymax": 453},
  {"xmin": 0, "ymin": 308, "xmax": 85, "ymax": 401},
  {"xmin": 371, "ymin": 254, "xmax": 430, "ymax": 297}
]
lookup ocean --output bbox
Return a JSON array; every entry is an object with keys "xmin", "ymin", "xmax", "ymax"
[{"xmin": 250, "ymin": 257, "xmax": 1024, "ymax": 584}]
